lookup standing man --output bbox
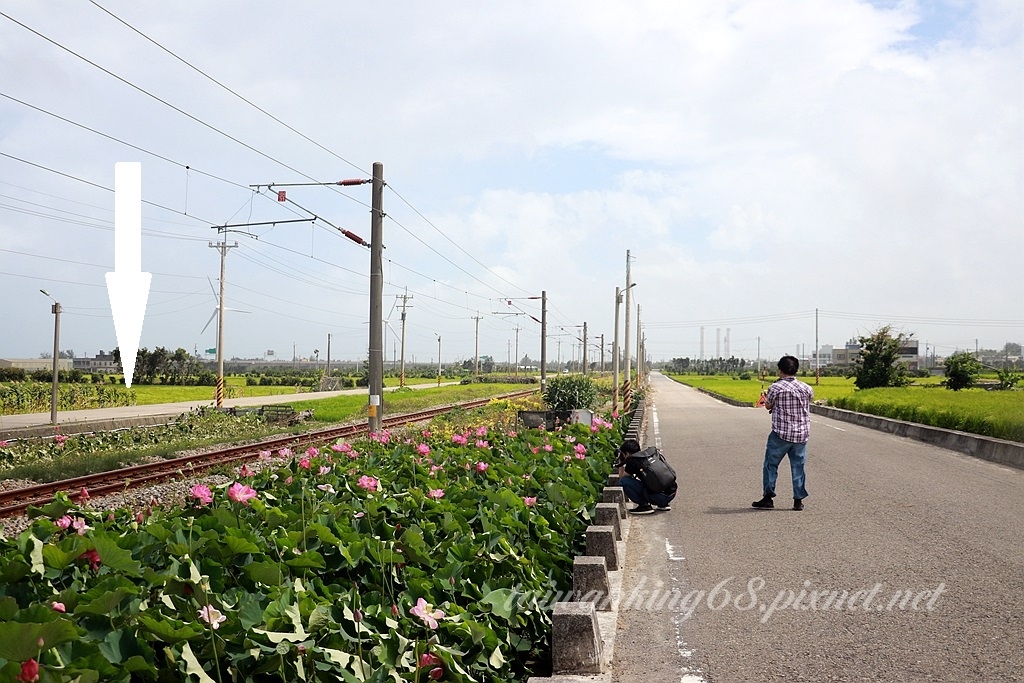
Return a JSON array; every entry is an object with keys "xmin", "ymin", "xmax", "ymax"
[{"xmin": 752, "ymin": 355, "xmax": 813, "ymax": 511}]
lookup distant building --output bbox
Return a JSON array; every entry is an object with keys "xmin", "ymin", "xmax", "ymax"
[
  {"xmin": 0, "ymin": 358, "xmax": 74, "ymax": 372},
  {"xmin": 832, "ymin": 339, "xmax": 862, "ymax": 366},
  {"xmin": 73, "ymin": 351, "xmax": 121, "ymax": 375}
]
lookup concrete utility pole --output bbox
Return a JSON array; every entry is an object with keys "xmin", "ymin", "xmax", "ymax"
[
  {"xmin": 600, "ymin": 333, "xmax": 605, "ymax": 373},
  {"xmin": 582, "ymin": 321, "xmax": 589, "ymax": 375},
  {"xmin": 397, "ymin": 287, "xmax": 413, "ymax": 388},
  {"xmin": 514, "ymin": 326, "xmax": 520, "ymax": 377},
  {"xmin": 368, "ymin": 161, "xmax": 384, "ymax": 432},
  {"xmin": 473, "ymin": 311, "xmax": 482, "ymax": 376},
  {"xmin": 40, "ymin": 290, "xmax": 61, "ymax": 424},
  {"xmin": 636, "ymin": 304, "xmax": 642, "ymax": 386},
  {"xmin": 624, "ymin": 250, "xmax": 633, "ymax": 393},
  {"xmin": 436, "ymin": 334, "xmax": 442, "ymax": 386},
  {"xmin": 208, "ymin": 233, "xmax": 237, "ymax": 408},
  {"xmin": 540, "ymin": 291, "xmax": 548, "ymax": 390},
  {"xmin": 613, "ymin": 286, "xmax": 622, "ymax": 413},
  {"xmin": 326, "ymin": 333, "xmax": 331, "ymax": 380}
]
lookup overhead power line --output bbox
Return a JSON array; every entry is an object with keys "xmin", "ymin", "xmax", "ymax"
[{"xmin": 86, "ymin": 0, "xmax": 366, "ymax": 177}]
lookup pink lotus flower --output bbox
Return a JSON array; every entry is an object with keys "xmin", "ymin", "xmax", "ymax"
[
  {"xmin": 421, "ymin": 430, "xmax": 432, "ymax": 438},
  {"xmin": 190, "ymin": 484, "xmax": 214, "ymax": 506},
  {"xmin": 429, "ymin": 667, "xmax": 443, "ymax": 680},
  {"xmin": 591, "ymin": 423, "xmax": 601, "ymax": 433},
  {"xmin": 72, "ymin": 518, "xmax": 91, "ymax": 535},
  {"xmin": 475, "ymin": 425, "xmax": 488, "ymax": 437},
  {"xmin": 416, "ymin": 443, "xmax": 431, "ymax": 456},
  {"xmin": 79, "ymin": 487, "xmax": 90, "ymax": 500},
  {"xmin": 259, "ymin": 449, "xmax": 273, "ymax": 460},
  {"xmin": 336, "ymin": 442, "xmax": 353, "ymax": 452},
  {"xmin": 451, "ymin": 433, "xmax": 468, "ymax": 446},
  {"xmin": 419, "ymin": 652, "xmax": 441, "ymax": 668},
  {"xmin": 429, "ymin": 465, "xmax": 444, "ymax": 476},
  {"xmin": 0, "ymin": 440, "xmax": 7, "ymax": 447},
  {"xmin": 475, "ymin": 461, "xmax": 488, "ymax": 473},
  {"xmin": 55, "ymin": 434, "xmax": 68, "ymax": 446},
  {"xmin": 317, "ymin": 483, "xmax": 336, "ymax": 494},
  {"xmin": 239, "ymin": 464, "xmax": 255, "ymax": 477},
  {"xmin": 475, "ymin": 440, "xmax": 489, "ymax": 449},
  {"xmin": 285, "ymin": 476, "xmax": 293, "ymax": 485},
  {"xmin": 51, "ymin": 601, "xmax": 66, "ymax": 613},
  {"xmin": 530, "ymin": 447, "xmax": 539, "ymax": 454},
  {"xmin": 612, "ymin": 410, "xmax": 620, "ymax": 419},
  {"xmin": 427, "ymin": 488, "xmax": 445, "ymax": 500},
  {"xmin": 15, "ymin": 658, "xmax": 39, "ymax": 682},
  {"xmin": 357, "ymin": 475, "xmax": 380, "ymax": 492},
  {"xmin": 227, "ymin": 482, "xmax": 258, "ymax": 505},
  {"xmin": 318, "ymin": 465, "xmax": 332, "ymax": 475},
  {"xmin": 299, "ymin": 456, "xmax": 311, "ymax": 470},
  {"xmin": 543, "ymin": 444, "xmax": 553, "ymax": 452},
  {"xmin": 410, "ymin": 597, "xmax": 445, "ymax": 629},
  {"xmin": 306, "ymin": 447, "xmax": 319, "ymax": 457},
  {"xmin": 278, "ymin": 447, "xmax": 293, "ymax": 457},
  {"xmin": 198, "ymin": 604, "xmax": 227, "ymax": 629},
  {"xmin": 575, "ymin": 443, "xmax": 587, "ymax": 455},
  {"xmin": 55, "ymin": 515, "xmax": 72, "ymax": 530},
  {"xmin": 79, "ymin": 549, "xmax": 101, "ymax": 571},
  {"xmin": 523, "ymin": 496, "xmax": 538, "ymax": 507},
  {"xmin": 522, "ymin": 473, "xmax": 532, "ymax": 480}
]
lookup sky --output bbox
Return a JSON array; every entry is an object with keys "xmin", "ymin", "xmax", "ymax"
[{"xmin": 1, "ymin": 0, "xmax": 1021, "ymax": 370}]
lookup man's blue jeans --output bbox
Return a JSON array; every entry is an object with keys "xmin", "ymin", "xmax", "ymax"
[
  {"xmin": 619, "ymin": 476, "xmax": 675, "ymax": 508},
  {"xmin": 762, "ymin": 430, "xmax": 809, "ymax": 500}
]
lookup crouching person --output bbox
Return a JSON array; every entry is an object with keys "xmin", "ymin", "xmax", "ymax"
[{"xmin": 616, "ymin": 438, "xmax": 678, "ymax": 514}]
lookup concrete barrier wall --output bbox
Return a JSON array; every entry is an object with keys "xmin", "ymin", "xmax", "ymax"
[{"xmin": 810, "ymin": 404, "xmax": 1024, "ymax": 471}]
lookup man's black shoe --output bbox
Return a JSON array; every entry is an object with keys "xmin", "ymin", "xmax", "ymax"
[
  {"xmin": 629, "ymin": 504, "xmax": 654, "ymax": 515},
  {"xmin": 793, "ymin": 498, "xmax": 804, "ymax": 511},
  {"xmin": 655, "ymin": 505, "xmax": 672, "ymax": 512},
  {"xmin": 751, "ymin": 496, "xmax": 774, "ymax": 509}
]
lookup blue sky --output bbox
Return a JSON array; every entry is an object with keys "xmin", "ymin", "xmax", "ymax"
[{"xmin": 1, "ymin": 0, "xmax": 1021, "ymax": 369}]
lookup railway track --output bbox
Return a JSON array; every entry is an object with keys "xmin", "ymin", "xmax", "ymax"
[{"xmin": 0, "ymin": 389, "xmax": 537, "ymax": 518}]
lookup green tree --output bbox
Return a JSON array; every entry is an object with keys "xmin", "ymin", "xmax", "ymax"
[
  {"xmin": 943, "ymin": 351, "xmax": 983, "ymax": 391},
  {"xmin": 854, "ymin": 326, "xmax": 912, "ymax": 389}
]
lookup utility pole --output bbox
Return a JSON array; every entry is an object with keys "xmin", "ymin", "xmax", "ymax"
[
  {"xmin": 208, "ymin": 233, "xmax": 237, "ymax": 408},
  {"xmin": 326, "ymin": 333, "xmax": 332, "ymax": 382},
  {"xmin": 582, "ymin": 321, "xmax": 589, "ymax": 375},
  {"xmin": 636, "ymin": 304, "xmax": 642, "ymax": 387},
  {"xmin": 368, "ymin": 161, "xmax": 384, "ymax": 432},
  {"xmin": 624, "ymin": 250, "xmax": 633, "ymax": 396},
  {"xmin": 397, "ymin": 287, "xmax": 413, "ymax": 388},
  {"xmin": 815, "ymin": 307, "xmax": 820, "ymax": 385},
  {"xmin": 600, "ymin": 333, "xmax": 605, "ymax": 373},
  {"xmin": 473, "ymin": 311, "xmax": 482, "ymax": 376},
  {"xmin": 613, "ymin": 286, "xmax": 622, "ymax": 413},
  {"xmin": 436, "ymin": 334, "xmax": 442, "ymax": 386},
  {"xmin": 540, "ymin": 291, "xmax": 547, "ymax": 390},
  {"xmin": 514, "ymin": 326, "xmax": 520, "ymax": 377}
]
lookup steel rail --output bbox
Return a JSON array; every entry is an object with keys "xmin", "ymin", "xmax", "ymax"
[{"xmin": 0, "ymin": 389, "xmax": 537, "ymax": 518}]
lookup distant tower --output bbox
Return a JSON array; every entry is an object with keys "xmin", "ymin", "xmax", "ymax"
[
  {"xmin": 716, "ymin": 328, "xmax": 721, "ymax": 358},
  {"xmin": 725, "ymin": 328, "xmax": 731, "ymax": 358}
]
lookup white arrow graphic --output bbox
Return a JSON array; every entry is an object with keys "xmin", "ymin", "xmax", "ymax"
[{"xmin": 105, "ymin": 162, "xmax": 151, "ymax": 389}]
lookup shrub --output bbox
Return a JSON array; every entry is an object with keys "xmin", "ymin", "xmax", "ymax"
[{"xmin": 543, "ymin": 374, "xmax": 597, "ymax": 411}]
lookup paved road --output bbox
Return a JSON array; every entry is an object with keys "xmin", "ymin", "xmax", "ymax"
[
  {"xmin": 613, "ymin": 372, "xmax": 1024, "ymax": 683},
  {"xmin": 0, "ymin": 381, "xmax": 462, "ymax": 437}
]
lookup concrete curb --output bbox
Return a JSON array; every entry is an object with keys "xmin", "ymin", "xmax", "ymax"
[{"xmin": 527, "ymin": 401, "xmax": 646, "ymax": 682}]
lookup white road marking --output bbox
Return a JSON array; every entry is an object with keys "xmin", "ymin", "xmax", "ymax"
[{"xmin": 812, "ymin": 419, "xmax": 845, "ymax": 431}]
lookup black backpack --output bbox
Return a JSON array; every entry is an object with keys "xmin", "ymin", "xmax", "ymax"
[{"xmin": 628, "ymin": 447, "xmax": 677, "ymax": 494}]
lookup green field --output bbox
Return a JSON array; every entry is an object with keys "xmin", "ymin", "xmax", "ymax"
[{"xmin": 666, "ymin": 373, "xmax": 1024, "ymax": 443}]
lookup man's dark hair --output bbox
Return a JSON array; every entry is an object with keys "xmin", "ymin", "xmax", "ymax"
[
  {"xmin": 778, "ymin": 355, "xmax": 800, "ymax": 375},
  {"xmin": 619, "ymin": 438, "xmax": 642, "ymax": 455}
]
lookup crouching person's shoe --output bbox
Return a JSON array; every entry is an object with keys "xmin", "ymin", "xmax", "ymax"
[
  {"xmin": 751, "ymin": 496, "xmax": 774, "ymax": 509},
  {"xmin": 629, "ymin": 504, "xmax": 654, "ymax": 515}
]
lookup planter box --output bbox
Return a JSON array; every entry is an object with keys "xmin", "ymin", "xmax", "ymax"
[{"xmin": 518, "ymin": 409, "xmax": 591, "ymax": 430}]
